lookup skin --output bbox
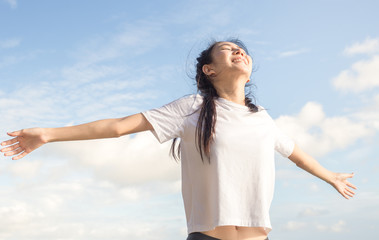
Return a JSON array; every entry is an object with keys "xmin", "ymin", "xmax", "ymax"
[{"xmin": 0, "ymin": 41, "xmax": 356, "ymax": 240}]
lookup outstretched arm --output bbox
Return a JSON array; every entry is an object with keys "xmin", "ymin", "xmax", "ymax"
[
  {"xmin": 1, "ymin": 113, "xmax": 153, "ymax": 160},
  {"xmin": 288, "ymin": 144, "xmax": 357, "ymax": 199}
]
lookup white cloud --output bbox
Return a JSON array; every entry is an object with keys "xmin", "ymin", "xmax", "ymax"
[
  {"xmin": 0, "ymin": 201, "xmax": 44, "ymax": 235},
  {"xmin": 3, "ymin": 0, "xmax": 17, "ymax": 9},
  {"xmin": 316, "ymin": 220, "xmax": 346, "ymax": 233},
  {"xmin": 70, "ymin": 21, "xmax": 165, "ymax": 67},
  {"xmin": 61, "ymin": 64, "xmax": 125, "ymax": 85},
  {"xmin": 0, "ymin": 169, "xmax": 186, "ymax": 239},
  {"xmin": 309, "ymin": 183, "xmax": 320, "ymax": 192},
  {"xmin": 46, "ymin": 132, "xmax": 180, "ymax": 187},
  {"xmin": 7, "ymin": 160, "xmax": 43, "ymax": 179},
  {"xmin": 352, "ymin": 93, "xmax": 379, "ymax": 131},
  {"xmin": 0, "ymin": 50, "xmax": 42, "ymax": 70},
  {"xmin": 0, "ymin": 55, "xmax": 25, "ymax": 69},
  {"xmin": 331, "ymin": 220, "xmax": 347, "ymax": 232},
  {"xmin": 332, "ymin": 55, "xmax": 379, "ymax": 92},
  {"xmin": 276, "ymin": 168, "xmax": 309, "ymax": 180},
  {"xmin": 344, "ymin": 37, "xmax": 379, "ymax": 56},
  {"xmin": 278, "ymin": 48, "xmax": 309, "ymax": 58},
  {"xmin": 0, "ymin": 202, "xmax": 183, "ymax": 239},
  {"xmin": 283, "ymin": 220, "xmax": 307, "ymax": 231},
  {"xmin": 0, "ymin": 38, "xmax": 21, "ymax": 49},
  {"xmin": 0, "ymin": 63, "xmax": 166, "ymax": 135},
  {"xmin": 275, "ymin": 102, "xmax": 372, "ymax": 157},
  {"xmin": 298, "ymin": 207, "xmax": 329, "ymax": 217},
  {"xmin": 272, "ymin": 190, "xmax": 379, "ymax": 237}
]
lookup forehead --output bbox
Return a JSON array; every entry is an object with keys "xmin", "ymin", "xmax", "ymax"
[
  {"xmin": 214, "ymin": 41, "xmax": 249, "ymax": 55},
  {"xmin": 215, "ymin": 42, "xmax": 241, "ymax": 48}
]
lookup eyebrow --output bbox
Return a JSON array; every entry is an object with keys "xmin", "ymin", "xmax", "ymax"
[
  {"xmin": 218, "ymin": 43, "xmax": 246, "ymax": 52},
  {"xmin": 218, "ymin": 43, "xmax": 238, "ymax": 48}
]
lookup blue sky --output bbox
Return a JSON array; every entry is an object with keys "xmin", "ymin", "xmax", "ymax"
[{"xmin": 1, "ymin": 0, "xmax": 378, "ymax": 239}]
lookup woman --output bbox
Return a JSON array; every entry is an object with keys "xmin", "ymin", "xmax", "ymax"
[{"xmin": 1, "ymin": 39, "xmax": 356, "ymax": 240}]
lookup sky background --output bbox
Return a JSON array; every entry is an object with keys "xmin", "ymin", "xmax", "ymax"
[{"xmin": 1, "ymin": 0, "xmax": 378, "ymax": 239}]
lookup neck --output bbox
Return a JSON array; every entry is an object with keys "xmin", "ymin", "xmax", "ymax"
[{"xmin": 212, "ymin": 76, "xmax": 247, "ymax": 106}]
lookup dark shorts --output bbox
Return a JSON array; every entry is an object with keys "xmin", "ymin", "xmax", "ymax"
[
  {"xmin": 186, "ymin": 232, "xmax": 269, "ymax": 240},
  {"xmin": 186, "ymin": 232, "xmax": 221, "ymax": 240}
]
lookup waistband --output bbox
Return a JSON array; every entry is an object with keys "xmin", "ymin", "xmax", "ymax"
[
  {"xmin": 186, "ymin": 232, "xmax": 221, "ymax": 240},
  {"xmin": 186, "ymin": 232, "xmax": 269, "ymax": 240}
]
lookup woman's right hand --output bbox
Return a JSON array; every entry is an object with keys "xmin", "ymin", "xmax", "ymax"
[{"xmin": 1, "ymin": 128, "xmax": 47, "ymax": 160}]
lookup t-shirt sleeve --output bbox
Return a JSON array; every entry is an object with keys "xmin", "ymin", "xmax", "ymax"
[
  {"xmin": 141, "ymin": 95, "xmax": 200, "ymax": 144},
  {"xmin": 274, "ymin": 123, "xmax": 295, "ymax": 158}
]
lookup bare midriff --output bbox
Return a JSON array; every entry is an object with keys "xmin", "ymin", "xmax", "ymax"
[{"xmin": 201, "ymin": 226, "xmax": 268, "ymax": 240}]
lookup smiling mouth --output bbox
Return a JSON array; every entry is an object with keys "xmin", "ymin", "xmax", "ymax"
[{"xmin": 232, "ymin": 57, "xmax": 248, "ymax": 65}]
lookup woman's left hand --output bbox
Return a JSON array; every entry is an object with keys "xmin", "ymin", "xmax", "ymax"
[{"xmin": 330, "ymin": 173, "xmax": 357, "ymax": 199}]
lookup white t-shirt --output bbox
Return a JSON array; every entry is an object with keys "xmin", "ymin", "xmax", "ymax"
[{"xmin": 142, "ymin": 94, "xmax": 294, "ymax": 235}]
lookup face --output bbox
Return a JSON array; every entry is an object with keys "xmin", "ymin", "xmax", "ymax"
[{"xmin": 203, "ymin": 41, "xmax": 253, "ymax": 79}]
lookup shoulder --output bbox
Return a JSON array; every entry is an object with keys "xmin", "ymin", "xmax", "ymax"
[
  {"xmin": 179, "ymin": 93, "xmax": 203, "ymax": 103},
  {"xmin": 173, "ymin": 93, "xmax": 203, "ymax": 107},
  {"xmin": 162, "ymin": 94, "xmax": 203, "ymax": 113},
  {"xmin": 255, "ymin": 105, "xmax": 275, "ymax": 121}
]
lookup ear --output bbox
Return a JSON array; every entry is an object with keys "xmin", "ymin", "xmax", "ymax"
[{"xmin": 202, "ymin": 64, "xmax": 216, "ymax": 77}]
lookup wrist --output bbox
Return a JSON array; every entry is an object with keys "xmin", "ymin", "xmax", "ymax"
[
  {"xmin": 41, "ymin": 128, "xmax": 52, "ymax": 143},
  {"xmin": 325, "ymin": 171, "xmax": 338, "ymax": 185}
]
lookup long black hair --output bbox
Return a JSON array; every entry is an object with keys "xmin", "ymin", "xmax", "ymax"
[{"xmin": 170, "ymin": 39, "xmax": 258, "ymax": 163}]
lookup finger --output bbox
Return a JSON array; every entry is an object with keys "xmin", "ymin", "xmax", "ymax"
[
  {"xmin": 7, "ymin": 131, "xmax": 22, "ymax": 137},
  {"xmin": 4, "ymin": 147, "xmax": 23, "ymax": 157},
  {"xmin": 345, "ymin": 188, "xmax": 355, "ymax": 195},
  {"xmin": 346, "ymin": 182, "xmax": 357, "ymax": 189},
  {"xmin": 341, "ymin": 172, "xmax": 354, "ymax": 179},
  {"xmin": 344, "ymin": 189, "xmax": 354, "ymax": 198},
  {"xmin": 1, "ymin": 137, "xmax": 19, "ymax": 147},
  {"xmin": 347, "ymin": 172, "xmax": 354, "ymax": 178},
  {"xmin": 13, "ymin": 151, "xmax": 27, "ymax": 160},
  {"xmin": 0, "ymin": 143, "xmax": 20, "ymax": 153},
  {"xmin": 341, "ymin": 192, "xmax": 349, "ymax": 200}
]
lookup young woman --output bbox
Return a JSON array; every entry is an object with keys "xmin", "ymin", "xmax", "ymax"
[{"xmin": 1, "ymin": 39, "xmax": 356, "ymax": 240}]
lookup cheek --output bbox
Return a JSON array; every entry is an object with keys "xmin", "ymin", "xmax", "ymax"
[
  {"xmin": 214, "ymin": 52, "xmax": 228, "ymax": 61},
  {"xmin": 248, "ymin": 56, "xmax": 253, "ymax": 65}
]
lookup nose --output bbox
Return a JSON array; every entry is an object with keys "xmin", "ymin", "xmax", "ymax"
[{"xmin": 234, "ymin": 48, "xmax": 245, "ymax": 56}]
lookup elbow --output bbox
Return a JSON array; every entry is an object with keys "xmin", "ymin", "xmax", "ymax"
[
  {"xmin": 113, "ymin": 126, "xmax": 123, "ymax": 138},
  {"xmin": 289, "ymin": 154, "xmax": 305, "ymax": 169},
  {"xmin": 295, "ymin": 161, "xmax": 304, "ymax": 169},
  {"xmin": 113, "ymin": 131, "xmax": 122, "ymax": 138},
  {"xmin": 111, "ymin": 120, "xmax": 123, "ymax": 138}
]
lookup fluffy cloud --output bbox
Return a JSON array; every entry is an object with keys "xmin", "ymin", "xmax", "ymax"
[
  {"xmin": 333, "ymin": 37, "xmax": 379, "ymax": 92},
  {"xmin": 332, "ymin": 55, "xmax": 379, "ymax": 92},
  {"xmin": 7, "ymin": 160, "xmax": 43, "ymax": 179},
  {"xmin": 283, "ymin": 220, "xmax": 307, "ymax": 231},
  {"xmin": 0, "ymin": 23, "xmax": 185, "ymax": 238},
  {"xmin": 344, "ymin": 37, "xmax": 379, "ymax": 56},
  {"xmin": 352, "ymin": 93, "xmax": 379, "ymax": 131},
  {"xmin": 316, "ymin": 220, "xmax": 346, "ymax": 233},
  {"xmin": 45, "ymin": 131, "xmax": 180, "ymax": 187},
  {"xmin": 275, "ymin": 102, "xmax": 372, "ymax": 157},
  {"xmin": 0, "ymin": 173, "xmax": 185, "ymax": 239}
]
